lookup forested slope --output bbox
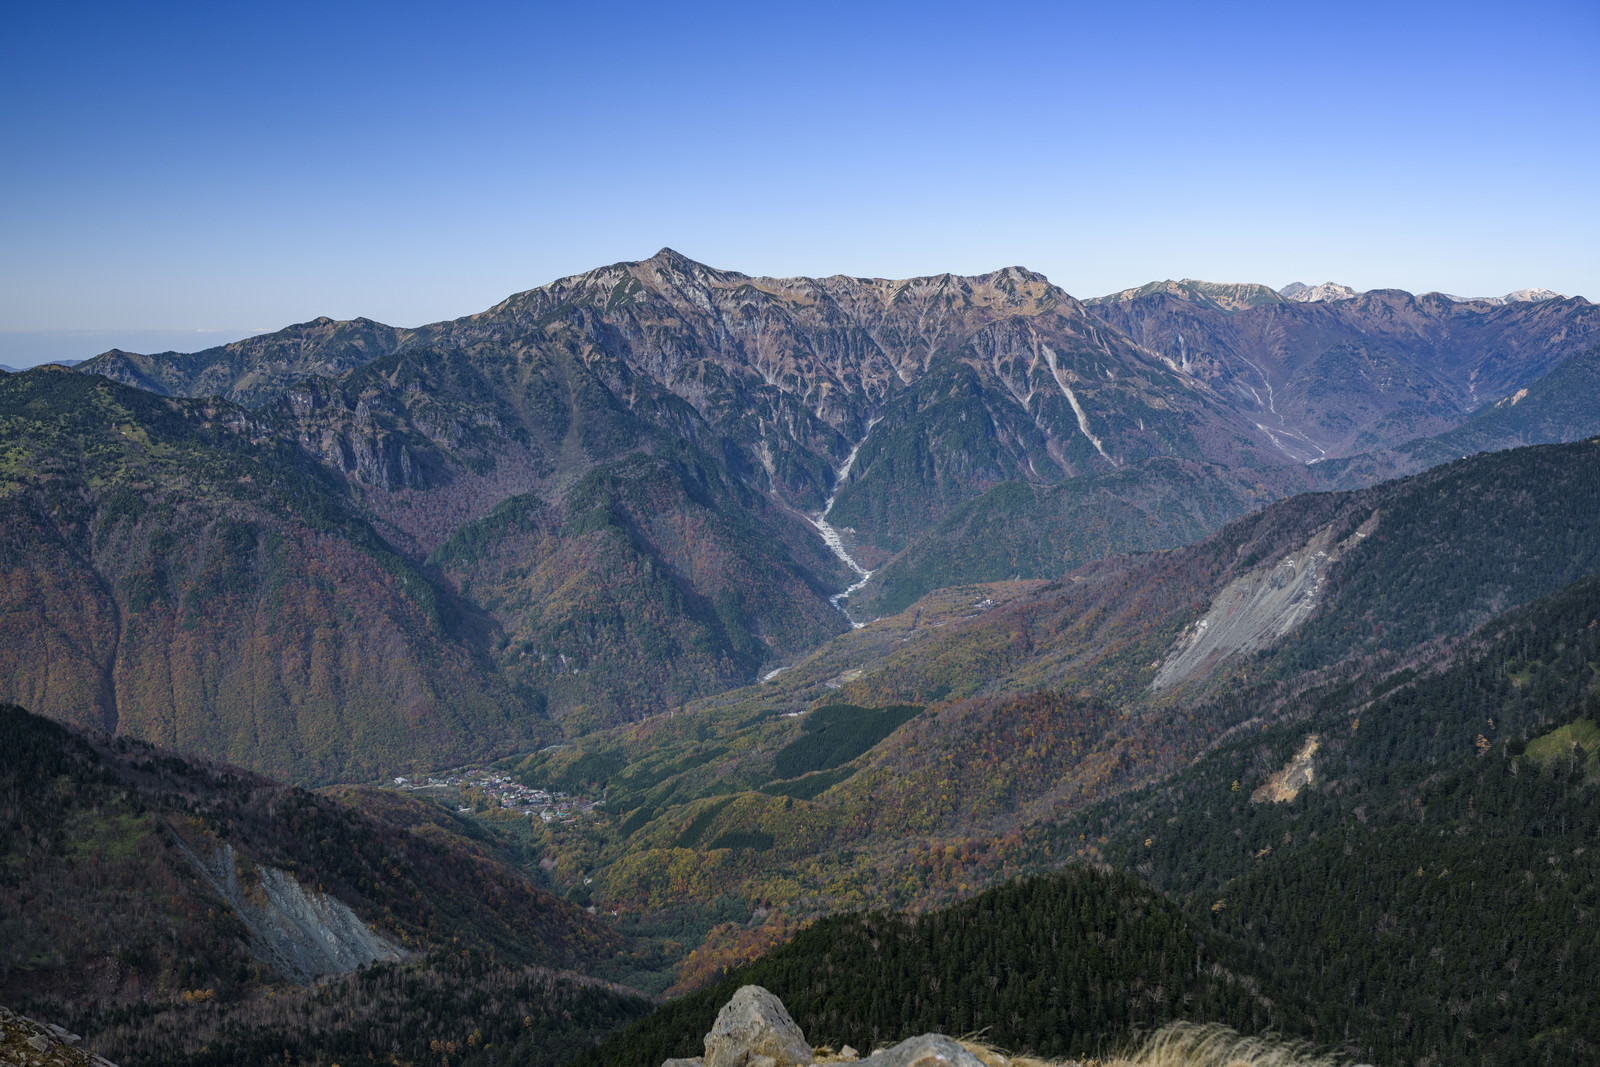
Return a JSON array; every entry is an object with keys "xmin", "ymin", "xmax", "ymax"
[
  {"xmin": 1060, "ymin": 572, "xmax": 1600, "ymax": 1064},
  {"xmin": 0, "ymin": 704, "xmax": 648, "ymax": 1066}
]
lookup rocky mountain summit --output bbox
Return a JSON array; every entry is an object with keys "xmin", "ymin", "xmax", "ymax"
[{"xmin": 1444, "ymin": 286, "xmax": 1565, "ymax": 304}]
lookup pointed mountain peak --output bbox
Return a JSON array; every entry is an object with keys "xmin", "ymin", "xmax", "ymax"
[
  {"xmin": 644, "ymin": 247, "xmax": 697, "ymax": 270},
  {"xmin": 987, "ymin": 264, "xmax": 1053, "ymax": 288},
  {"xmin": 1280, "ymin": 281, "xmax": 1359, "ymax": 303},
  {"xmin": 630, "ymin": 248, "xmax": 748, "ymax": 291},
  {"xmin": 638, "ymin": 247, "xmax": 733, "ymax": 278}
]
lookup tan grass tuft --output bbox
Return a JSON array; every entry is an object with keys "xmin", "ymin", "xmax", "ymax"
[
  {"xmin": 940, "ymin": 1022, "xmax": 1347, "ymax": 1067},
  {"xmin": 1109, "ymin": 1022, "xmax": 1345, "ymax": 1067}
]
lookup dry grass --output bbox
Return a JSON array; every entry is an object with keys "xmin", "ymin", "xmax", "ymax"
[
  {"xmin": 1108, "ymin": 1022, "xmax": 1349, "ymax": 1067},
  {"xmin": 810, "ymin": 1022, "xmax": 1350, "ymax": 1067},
  {"xmin": 944, "ymin": 1023, "xmax": 1347, "ymax": 1067}
]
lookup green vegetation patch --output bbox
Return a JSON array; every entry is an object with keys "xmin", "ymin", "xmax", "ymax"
[
  {"xmin": 705, "ymin": 830, "xmax": 774, "ymax": 851},
  {"xmin": 1526, "ymin": 717, "xmax": 1600, "ymax": 776},
  {"xmin": 675, "ymin": 798, "xmax": 735, "ymax": 848},
  {"xmin": 769, "ymin": 704, "xmax": 921, "ymax": 780},
  {"xmin": 761, "ymin": 765, "xmax": 856, "ymax": 801}
]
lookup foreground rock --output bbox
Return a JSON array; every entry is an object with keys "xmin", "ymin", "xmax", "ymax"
[
  {"xmin": 667, "ymin": 985, "xmax": 986, "ymax": 1067},
  {"xmin": 0, "ymin": 1006, "xmax": 117, "ymax": 1066},
  {"xmin": 702, "ymin": 985, "xmax": 813, "ymax": 1067}
]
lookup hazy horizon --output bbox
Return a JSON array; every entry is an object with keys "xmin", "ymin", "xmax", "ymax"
[
  {"xmin": 4, "ymin": 0, "xmax": 1595, "ymax": 364},
  {"xmin": 3, "ymin": 266, "xmax": 1584, "ymax": 372}
]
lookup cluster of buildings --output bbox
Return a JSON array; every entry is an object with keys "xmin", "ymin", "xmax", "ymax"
[{"xmin": 391, "ymin": 769, "xmax": 596, "ymax": 823}]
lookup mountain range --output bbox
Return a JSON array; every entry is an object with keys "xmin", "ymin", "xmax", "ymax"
[
  {"xmin": 4, "ymin": 250, "xmax": 1598, "ymax": 783},
  {"xmin": 5, "ymin": 250, "xmax": 1600, "ymax": 1064}
]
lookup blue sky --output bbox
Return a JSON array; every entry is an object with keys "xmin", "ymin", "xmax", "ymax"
[{"xmin": 3, "ymin": 0, "xmax": 1596, "ymax": 367}]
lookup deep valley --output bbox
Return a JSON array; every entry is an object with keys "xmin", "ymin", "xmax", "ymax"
[{"xmin": 4, "ymin": 253, "xmax": 1599, "ymax": 1066}]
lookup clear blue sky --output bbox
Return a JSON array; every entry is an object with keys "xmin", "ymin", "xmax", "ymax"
[{"xmin": 4, "ymin": 0, "xmax": 1596, "ymax": 367}]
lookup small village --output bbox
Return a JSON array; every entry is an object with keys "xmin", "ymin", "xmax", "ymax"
[{"xmin": 391, "ymin": 769, "xmax": 597, "ymax": 824}]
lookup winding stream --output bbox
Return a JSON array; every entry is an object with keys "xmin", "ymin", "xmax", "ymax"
[{"xmin": 810, "ymin": 425, "xmax": 878, "ymax": 627}]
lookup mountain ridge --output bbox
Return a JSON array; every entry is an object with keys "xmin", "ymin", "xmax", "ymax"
[{"xmin": 3, "ymin": 250, "xmax": 1594, "ymax": 780}]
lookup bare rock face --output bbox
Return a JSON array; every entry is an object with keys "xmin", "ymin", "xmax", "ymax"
[
  {"xmin": 1252, "ymin": 734, "xmax": 1322, "ymax": 803},
  {"xmin": 0, "ymin": 1006, "xmax": 118, "ymax": 1066},
  {"xmin": 859, "ymin": 1034, "xmax": 988, "ymax": 1067},
  {"xmin": 167, "ymin": 835, "xmax": 406, "ymax": 984},
  {"xmin": 1151, "ymin": 510, "xmax": 1378, "ymax": 689},
  {"xmin": 703, "ymin": 985, "xmax": 815, "ymax": 1067},
  {"xmin": 669, "ymin": 986, "xmax": 991, "ymax": 1067}
]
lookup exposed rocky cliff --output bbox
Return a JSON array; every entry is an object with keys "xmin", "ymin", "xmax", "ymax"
[
  {"xmin": 164, "ymin": 833, "xmax": 406, "ymax": 984},
  {"xmin": 1152, "ymin": 511, "xmax": 1378, "ymax": 689}
]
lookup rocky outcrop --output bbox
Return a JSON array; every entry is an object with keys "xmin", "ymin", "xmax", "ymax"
[
  {"xmin": 1152, "ymin": 511, "xmax": 1378, "ymax": 689},
  {"xmin": 1252, "ymin": 735, "xmax": 1321, "ymax": 804},
  {"xmin": 0, "ymin": 1006, "xmax": 117, "ymax": 1066},
  {"xmin": 666, "ymin": 985, "xmax": 987, "ymax": 1067},
  {"xmin": 166, "ymin": 832, "xmax": 407, "ymax": 984},
  {"xmin": 702, "ymin": 985, "xmax": 814, "ymax": 1067}
]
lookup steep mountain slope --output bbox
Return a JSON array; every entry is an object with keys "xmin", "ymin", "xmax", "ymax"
[
  {"xmin": 1086, "ymin": 284, "xmax": 1600, "ymax": 461},
  {"xmin": 851, "ymin": 456, "xmax": 1310, "ymax": 617},
  {"xmin": 1314, "ymin": 339, "xmax": 1600, "ymax": 489},
  {"xmin": 1071, "ymin": 572, "xmax": 1600, "ymax": 1065},
  {"xmin": 0, "ymin": 703, "xmax": 647, "ymax": 1066},
  {"xmin": 0, "ymin": 368, "xmax": 542, "ymax": 783},
  {"xmin": 501, "ymin": 438, "xmax": 1600, "ymax": 971},
  {"xmin": 822, "ymin": 436, "xmax": 1600, "ymax": 708},
  {"xmin": 429, "ymin": 448, "xmax": 851, "ymax": 732},
  {"xmin": 386, "ymin": 250, "xmax": 1286, "ymax": 550},
  {"xmin": 32, "ymin": 252, "xmax": 1600, "ymax": 774}
]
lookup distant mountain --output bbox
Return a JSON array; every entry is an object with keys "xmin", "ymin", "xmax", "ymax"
[
  {"xmin": 51, "ymin": 252, "xmax": 1310, "ymax": 755},
  {"xmin": 1094, "ymin": 278, "xmax": 1286, "ymax": 311},
  {"xmin": 1439, "ymin": 286, "xmax": 1566, "ymax": 304},
  {"xmin": 1277, "ymin": 280, "xmax": 1358, "ymax": 302},
  {"xmin": 1085, "ymin": 281, "xmax": 1600, "ymax": 460},
  {"xmin": 0, "ymin": 359, "xmax": 81, "ymax": 373},
  {"xmin": 1313, "ymin": 340, "xmax": 1600, "ymax": 488},
  {"xmin": 5, "ymin": 250, "xmax": 1591, "ymax": 781},
  {"xmin": 84, "ymin": 317, "xmax": 409, "ymax": 407}
]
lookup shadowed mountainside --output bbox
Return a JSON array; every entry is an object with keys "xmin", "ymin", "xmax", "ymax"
[
  {"xmin": 0, "ymin": 368, "xmax": 542, "ymax": 783},
  {"xmin": 0, "ymin": 703, "xmax": 648, "ymax": 1066}
]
